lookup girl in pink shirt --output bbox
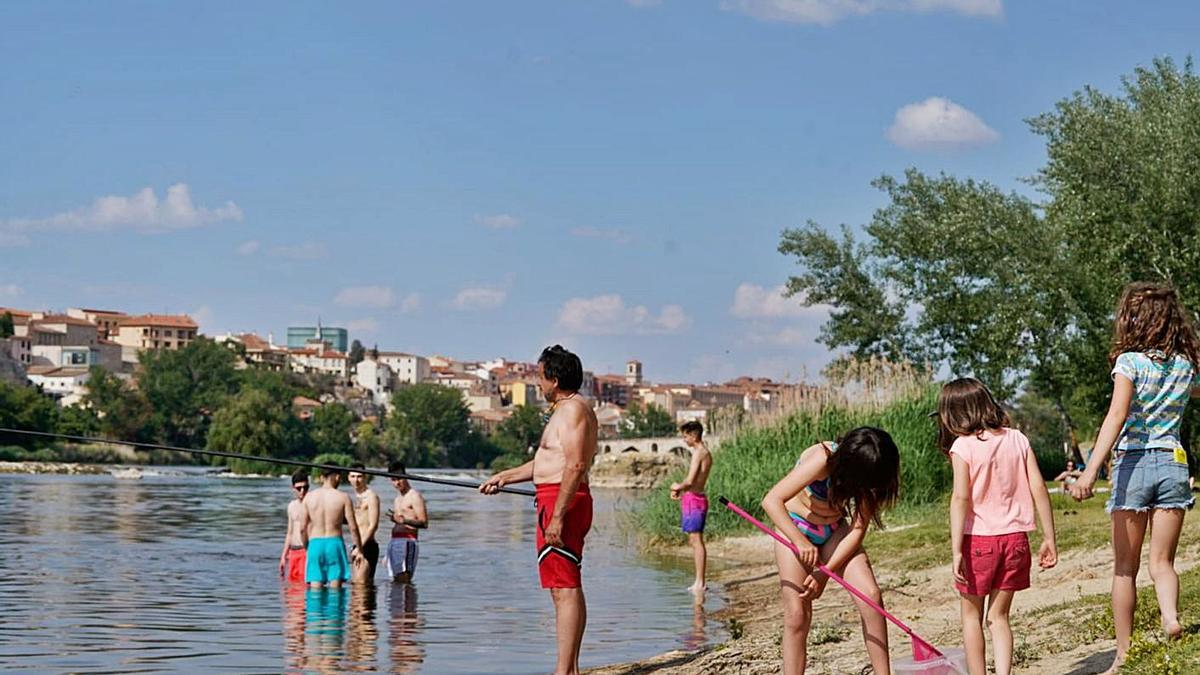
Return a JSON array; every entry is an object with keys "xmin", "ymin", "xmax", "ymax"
[{"xmin": 937, "ymin": 378, "xmax": 1058, "ymax": 675}]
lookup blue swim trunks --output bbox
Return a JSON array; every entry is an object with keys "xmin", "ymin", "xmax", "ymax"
[{"xmin": 305, "ymin": 536, "xmax": 351, "ymax": 584}]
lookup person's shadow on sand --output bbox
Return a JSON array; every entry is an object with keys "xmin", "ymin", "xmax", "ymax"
[{"xmin": 1064, "ymin": 649, "xmax": 1116, "ymax": 675}]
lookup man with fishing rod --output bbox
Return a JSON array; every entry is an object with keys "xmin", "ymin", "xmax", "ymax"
[{"xmin": 480, "ymin": 345, "xmax": 597, "ymax": 675}]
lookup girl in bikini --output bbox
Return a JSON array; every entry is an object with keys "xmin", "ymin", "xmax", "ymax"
[{"xmin": 761, "ymin": 427, "xmax": 901, "ymax": 675}]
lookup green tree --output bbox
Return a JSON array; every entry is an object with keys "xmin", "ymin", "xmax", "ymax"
[
  {"xmin": 779, "ymin": 57, "xmax": 1200, "ymax": 456},
  {"xmin": 0, "ymin": 380, "xmax": 58, "ymax": 447},
  {"xmin": 0, "ymin": 311, "xmax": 13, "ymax": 339},
  {"xmin": 354, "ymin": 419, "xmax": 383, "ymax": 463},
  {"xmin": 349, "ymin": 340, "xmax": 366, "ymax": 367},
  {"xmin": 206, "ymin": 388, "xmax": 297, "ymax": 474},
  {"xmin": 386, "ymin": 384, "xmax": 473, "ymax": 467},
  {"xmin": 621, "ymin": 402, "xmax": 677, "ymax": 438},
  {"xmin": 84, "ymin": 367, "xmax": 156, "ymax": 442},
  {"xmin": 55, "ymin": 404, "xmax": 100, "ymax": 437},
  {"xmin": 492, "ymin": 404, "xmax": 546, "ymax": 455},
  {"xmin": 138, "ymin": 338, "xmax": 240, "ymax": 447},
  {"xmin": 310, "ymin": 402, "xmax": 355, "ymax": 456}
]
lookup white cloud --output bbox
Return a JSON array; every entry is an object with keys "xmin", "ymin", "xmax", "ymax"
[
  {"xmin": 269, "ymin": 242, "xmax": 327, "ymax": 260},
  {"xmin": 399, "ymin": 292, "xmax": 422, "ymax": 313},
  {"xmin": 886, "ymin": 97, "xmax": 1000, "ymax": 151},
  {"xmin": 721, "ymin": 0, "xmax": 1001, "ymax": 25},
  {"xmin": 746, "ymin": 325, "xmax": 817, "ymax": 347},
  {"xmin": 0, "ymin": 232, "xmax": 30, "ymax": 247},
  {"xmin": 556, "ymin": 294, "xmax": 691, "ymax": 336},
  {"xmin": 731, "ymin": 283, "xmax": 827, "ymax": 319},
  {"xmin": 475, "ymin": 213, "xmax": 521, "ymax": 230},
  {"xmin": 191, "ymin": 305, "xmax": 215, "ymax": 331},
  {"xmin": 2, "ymin": 184, "xmax": 242, "ymax": 235},
  {"xmin": 335, "ymin": 286, "xmax": 395, "ymax": 309},
  {"xmin": 452, "ymin": 287, "xmax": 508, "ymax": 311},
  {"xmin": 346, "ymin": 318, "xmax": 380, "ymax": 334},
  {"xmin": 0, "ymin": 284, "xmax": 22, "ymax": 299},
  {"xmin": 571, "ymin": 226, "xmax": 633, "ymax": 245},
  {"xmin": 236, "ymin": 240, "xmax": 260, "ymax": 256}
]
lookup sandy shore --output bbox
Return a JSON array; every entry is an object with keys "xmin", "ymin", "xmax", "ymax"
[{"xmin": 587, "ymin": 527, "xmax": 1200, "ymax": 675}]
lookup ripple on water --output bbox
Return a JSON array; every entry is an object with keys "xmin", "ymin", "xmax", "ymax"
[{"xmin": 0, "ymin": 472, "xmax": 725, "ymax": 672}]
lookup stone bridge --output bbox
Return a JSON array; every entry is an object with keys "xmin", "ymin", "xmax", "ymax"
[{"xmin": 593, "ymin": 436, "xmax": 723, "ymax": 462}]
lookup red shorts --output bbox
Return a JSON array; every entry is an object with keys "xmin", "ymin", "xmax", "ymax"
[
  {"xmin": 285, "ymin": 545, "xmax": 307, "ymax": 583},
  {"xmin": 535, "ymin": 483, "xmax": 593, "ymax": 589},
  {"xmin": 956, "ymin": 532, "xmax": 1031, "ymax": 596}
]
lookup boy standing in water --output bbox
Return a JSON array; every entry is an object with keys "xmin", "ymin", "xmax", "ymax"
[
  {"xmin": 304, "ymin": 466, "xmax": 364, "ymax": 589},
  {"xmin": 387, "ymin": 461, "xmax": 428, "ymax": 584},
  {"xmin": 279, "ymin": 470, "xmax": 310, "ymax": 583},
  {"xmin": 348, "ymin": 463, "xmax": 381, "ymax": 583},
  {"xmin": 670, "ymin": 420, "xmax": 712, "ymax": 597}
]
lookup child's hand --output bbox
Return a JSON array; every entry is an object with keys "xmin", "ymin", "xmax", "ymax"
[
  {"xmin": 1068, "ymin": 474, "xmax": 1095, "ymax": 501},
  {"xmin": 799, "ymin": 571, "xmax": 828, "ymax": 600},
  {"xmin": 1039, "ymin": 540, "xmax": 1058, "ymax": 569},
  {"xmin": 792, "ymin": 539, "xmax": 819, "ymax": 570},
  {"xmin": 952, "ymin": 552, "xmax": 967, "ymax": 586},
  {"xmin": 669, "ymin": 483, "xmax": 682, "ymax": 500}
]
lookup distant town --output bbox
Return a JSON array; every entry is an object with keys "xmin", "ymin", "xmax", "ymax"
[{"xmin": 0, "ymin": 306, "xmax": 807, "ymax": 440}]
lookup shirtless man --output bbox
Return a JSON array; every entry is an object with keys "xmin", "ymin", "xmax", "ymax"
[
  {"xmin": 386, "ymin": 461, "xmax": 428, "ymax": 584},
  {"xmin": 304, "ymin": 465, "xmax": 364, "ymax": 589},
  {"xmin": 480, "ymin": 345, "xmax": 597, "ymax": 675},
  {"xmin": 670, "ymin": 420, "xmax": 713, "ymax": 597},
  {"xmin": 348, "ymin": 463, "xmax": 381, "ymax": 583},
  {"xmin": 279, "ymin": 470, "xmax": 310, "ymax": 583}
]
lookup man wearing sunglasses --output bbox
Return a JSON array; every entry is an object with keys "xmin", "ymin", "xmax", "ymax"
[{"xmin": 279, "ymin": 470, "xmax": 310, "ymax": 582}]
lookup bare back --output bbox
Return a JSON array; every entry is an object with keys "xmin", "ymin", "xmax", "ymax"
[
  {"xmin": 685, "ymin": 444, "xmax": 713, "ymax": 495},
  {"xmin": 305, "ymin": 486, "xmax": 355, "ymax": 539},
  {"xmin": 533, "ymin": 396, "xmax": 597, "ymax": 485}
]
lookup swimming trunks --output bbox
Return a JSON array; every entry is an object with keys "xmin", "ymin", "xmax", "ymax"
[
  {"xmin": 360, "ymin": 539, "xmax": 380, "ymax": 580},
  {"xmin": 285, "ymin": 544, "xmax": 307, "ymax": 583},
  {"xmin": 535, "ymin": 483, "xmax": 593, "ymax": 589},
  {"xmin": 789, "ymin": 511, "xmax": 839, "ymax": 546},
  {"xmin": 680, "ymin": 492, "xmax": 708, "ymax": 534},
  {"xmin": 305, "ymin": 536, "xmax": 351, "ymax": 584},
  {"xmin": 387, "ymin": 534, "xmax": 419, "ymax": 580}
]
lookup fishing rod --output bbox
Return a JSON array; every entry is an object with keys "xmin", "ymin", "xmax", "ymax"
[{"xmin": 0, "ymin": 427, "xmax": 535, "ymax": 497}]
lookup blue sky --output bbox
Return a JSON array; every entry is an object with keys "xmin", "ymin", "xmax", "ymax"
[{"xmin": 3, "ymin": 1, "xmax": 1198, "ymax": 383}]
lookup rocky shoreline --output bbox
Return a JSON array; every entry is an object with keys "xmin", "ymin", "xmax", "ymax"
[{"xmin": 0, "ymin": 460, "xmax": 112, "ymax": 475}]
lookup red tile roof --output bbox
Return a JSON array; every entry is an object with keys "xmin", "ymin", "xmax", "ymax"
[
  {"xmin": 119, "ymin": 314, "xmax": 198, "ymax": 329},
  {"xmin": 34, "ymin": 314, "xmax": 98, "ymax": 327}
]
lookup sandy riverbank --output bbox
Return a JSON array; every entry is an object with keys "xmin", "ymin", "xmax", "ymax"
[{"xmin": 588, "ymin": 514, "xmax": 1200, "ymax": 675}]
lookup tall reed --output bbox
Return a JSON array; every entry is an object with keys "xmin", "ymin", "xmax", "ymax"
[{"xmin": 635, "ymin": 359, "xmax": 947, "ymax": 540}]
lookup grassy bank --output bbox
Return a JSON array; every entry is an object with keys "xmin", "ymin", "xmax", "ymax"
[{"xmin": 635, "ymin": 385, "xmax": 948, "ymax": 540}]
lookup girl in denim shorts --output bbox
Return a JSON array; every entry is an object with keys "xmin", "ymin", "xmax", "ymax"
[
  {"xmin": 937, "ymin": 378, "xmax": 1058, "ymax": 675},
  {"xmin": 1071, "ymin": 282, "xmax": 1200, "ymax": 673}
]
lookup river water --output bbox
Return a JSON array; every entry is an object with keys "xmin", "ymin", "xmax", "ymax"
[{"xmin": 0, "ymin": 468, "xmax": 723, "ymax": 673}]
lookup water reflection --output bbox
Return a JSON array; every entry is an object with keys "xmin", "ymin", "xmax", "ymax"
[
  {"xmin": 389, "ymin": 584, "xmax": 424, "ymax": 672},
  {"xmin": 0, "ymin": 473, "xmax": 723, "ymax": 673},
  {"xmin": 681, "ymin": 601, "xmax": 708, "ymax": 652},
  {"xmin": 346, "ymin": 584, "xmax": 380, "ymax": 670}
]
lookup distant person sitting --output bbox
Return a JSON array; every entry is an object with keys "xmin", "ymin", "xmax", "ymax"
[
  {"xmin": 387, "ymin": 461, "xmax": 428, "ymax": 584},
  {"xmin": 1053, "ymin": 460, "xmax": 1084, "ymax": 492}
]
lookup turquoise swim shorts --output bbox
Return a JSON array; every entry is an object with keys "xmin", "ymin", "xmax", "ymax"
[{"xmin": 305, "ymin": 536, "xmax": 351, "ymax": 584}]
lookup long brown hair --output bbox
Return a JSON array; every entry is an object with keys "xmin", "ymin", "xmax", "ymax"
[
  {"xmin": 936, "ymin": 377, "xmax": 1010, "ymax": 454},
  {"xmin": 1109, "ymin": 282, "xmax": 1200, "ymax": 367},
  {"xmin": 826, "ymin": 427, "xmax": 900, "ymax": 529}
]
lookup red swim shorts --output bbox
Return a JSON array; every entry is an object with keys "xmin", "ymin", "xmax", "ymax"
[
  {"xmin": 285, "ymin": 545, "xmax": 307, "ymax": 583},
  {"xmin": 956, "ymin": 531, "xmax": 1031, "ymax": 596},
  {"xmin": 535, "ymin": 483, "xmax": 593, "ymax": 589}
]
